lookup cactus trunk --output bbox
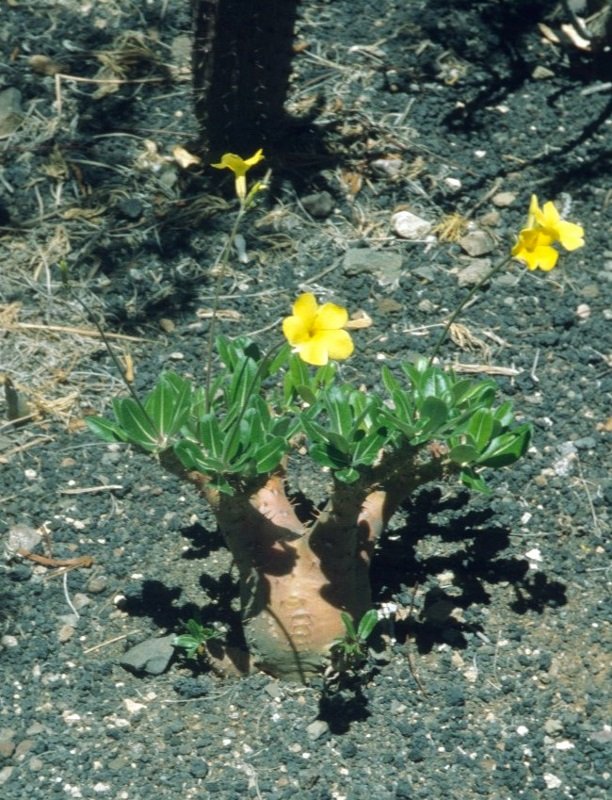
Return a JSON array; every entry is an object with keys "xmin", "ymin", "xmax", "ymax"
[
  {"xmin": 176, "ymin": 446, "xmax": 451, "ymax": 681},
  {"xmin": 193, "ymin": 474, "xmax": 391, "ymax": 681}
]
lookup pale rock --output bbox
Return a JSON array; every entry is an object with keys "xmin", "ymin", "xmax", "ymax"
[
  {"xmin": 443, "ymin": 177, "xmax": 462, "ymax": 192},
  {"xmin": 306, "ymin": 719, "xmax": 329, "ymax": 740},
  {"xmin": 457, "ymin": 258, "xmax": 493, "ymax": 288},
  {"xmin": 0, "ymin": 766, "xmax": 14, "ymax": 786},
  {"xmin": 123, "ymin": 698, "xmax": 146, "ymax": 716},
  {"xmin": 543, "ymin": 773, "xmax": 562, "ymax": 790},
  {"xmin": 0, "ymin": 87, "xmax": 23, "ymax": 139},
  {"xmin": 458, "ymin": 229, "xmax": 497, "ymax": 256},
  {"xmin": 371, "ymin": 158, "xmax": 403, "ymax": 178},
  {"xmin": 532, "ymin": 66, "xmax": 555, "ymax": 80},
  {"xmin": 58, "ymin": 624, "xmax": 76, "ymax": 644},
  {"xmin": 5, "ymin": 524, "xmax": 41, "ymax": 560},
  {"xmin": 492, "ymin": 191, "xmax": 516, "ymax": 207},
  {"xmin": 479, "ymin": 210, "xmax": 501, "ymax": 227},
  {"xmin": 391, "ymin": 210, "xmax": 432, "ymax": 239}
]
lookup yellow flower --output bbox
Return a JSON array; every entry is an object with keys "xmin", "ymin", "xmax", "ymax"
[
  {"xmin": 528, "ymin": 194, "xmax": 584, "ymax": 251},
  {"xmin": 211, "ymin": 148, "xmax": 264, "ymax": 201},
  {"xmin": 512, "ymin": 228, "xmax": 559, "ymax": 272},
  {"xmin": 512, "ymin": 194, "xmax": 584, "ymax": 271},
  {"xmin": 282, "ymin": 293, "xmax": 354, "ymax": 366}
]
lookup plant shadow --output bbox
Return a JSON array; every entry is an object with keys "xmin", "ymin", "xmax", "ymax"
[{"xmin": 370, "ymin": 486, "xmax": 567, "ymax": 654}]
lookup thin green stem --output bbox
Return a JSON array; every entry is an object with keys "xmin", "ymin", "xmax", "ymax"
[
  {"xmin": 204, "ymin": 205, "xmax": 247, "ymax": 411},
  {"xmin": 60, "ymin": 267, "xmax": 157, "ymax": 431},
  {"xmin": 427, "ymin": 254, "xmax": 512, "ymax": 365}
]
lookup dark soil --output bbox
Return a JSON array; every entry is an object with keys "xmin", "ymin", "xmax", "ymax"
[{"xmin": 1, "ymin": 2, "xmax": 610, "ymax": 799}]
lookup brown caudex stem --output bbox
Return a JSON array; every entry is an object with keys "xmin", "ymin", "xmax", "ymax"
[{"xmin": 183, "ymin": 444, "xmax": 452, "ymax": 681}]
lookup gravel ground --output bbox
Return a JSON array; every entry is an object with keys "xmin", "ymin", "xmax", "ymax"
[{"xmin": 1, "ymin": 1, "xmax": 611, "ymax": 799}]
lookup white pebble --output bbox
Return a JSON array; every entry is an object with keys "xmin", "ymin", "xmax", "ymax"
[{"xmin": 391, "ymin": 210, "xmax": 432, "ymax": 239}]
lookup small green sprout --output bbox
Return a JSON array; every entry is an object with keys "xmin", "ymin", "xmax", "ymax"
[
  {"xmin": 174, "ymin": 619, "xmax": 223, "ymax": 661},
  {"xmin": 330, "ymin": 609, "xmax": 379, "ymax": 673}
]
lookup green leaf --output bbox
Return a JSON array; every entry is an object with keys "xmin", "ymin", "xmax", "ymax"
[
  {"xmin": 85, "ymin": 416, "xmax": 128, "ymax": 443},
  {"xmin": 296, "ymin": 384, "xmax": 318, "ymax": 405},
  {"xmin": 449, "ymin": 443, "xmax": 479, "ymax": 465},
  {"xmin": 267, "ymin": 343, "xmax": 290, "ymax": 376},
  {"xmin": 173, "ymin": 439, "xmax": 224, "ymax": 474},
  {"xmin": 378, "ymin": 410, "xmax": 416, "ymax": 439},
  {"xmin": 325, "ymin": 430, "xmax": 351, "ymax": 455},
  {"xmin": 467, "ymin": 408, "xmax": 494, "ymax": 451},
  {"xmin": 309, "ymin": 443, "xmax": 347, "ymax": 470},
  {"xmin": 419, "ymin": 396, "xmax": 448, "ymax": 432},
  {"xmin": 254, "ymin": 436, "xmax": 287, "ymax": 474},
  {"xmin": 340, "ymin": 612, "xmax": 357, "ymax": 640},
  {"xmin": 145, "ymin": 373, "xmax": 192, "ymax": 441},
  {"xmin": 301, "ymin": 414, "xmax": 331, "ymax": 445},
  {"xmin": 422, "ymin": 368, "xmax": 451, "ymax": 402},
  {"xmin": 271, "ymin": 416, "xmax": 296, "ymax": 439},
  {"xmin": 493, "ymin": 401, "xmax": 515, "ymax": 428},
  {"xmin": 477, "ymin": 424, "xmax": 531, "ymax": 468},
  {"xmin": 227, "ymin": 352, "xmax": 258, "ymax": 412},
  {"xmin": 459, "ymin": 467, "xmax": 491, "ymax": 494},
  {"xmin": 401, "ymin": 358, "xmax": 429, "ymax": 392},
  {"xmin": 112, "ymin": 397, "xmax": 159, "ymax": 450},
  {"xmin": 453, "ymin": 380, "xmax": 496, "ymax": 408},
  {"xmin": 335, "ymin": 466, "xmax": 360, "ymax": 483},
  {"xmin": 216, "ymin": 335, "xmax": 241, "ymax": 370},
  {"xmin": 199, "ymin": 414, "xmax": 225, "ymax": 458},
  {"xmin": 315, "ymin": 363, "xmax": 336, "ymax": 389},
  {"xmin": 381, "ymin": 365, "xmax": 401, "ymax": 396},
  {"xmin": 352, "ymin": 429, "xmax": 387, "ymax": 466},
  {"xmin": 327, "ymin": 387, "xmax": 354, "ymax": 437},
  {"xmin": 356, "ymin": 609, "xmax": 379, "ymax": 641}
]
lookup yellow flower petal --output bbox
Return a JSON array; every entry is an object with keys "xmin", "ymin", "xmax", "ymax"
[
  {"xmin": 539, "ymin": 200, "xmax": 562, "ymax": 230},
  {"xmin": 321, "ymin": 329, "xmax": 354, "ymax": 360},
  {"xmin": 314, "ymin": 302, "xmax": 348, "ymax": 331},
  {"xmin": 556, "ymin": 219, "xmax": 584, "ymax": 251},
  {"xmin": 294, "ymin": 335, "xmax": 331, "ymax": 366},
  {"xmin": 532, "ymin": 245, "xmax": 559, "ymax": 271},
  {"xmin": 512, "ymin": 230, "xmax": 559, "ymax": 271},
  {"xmin": 210, "ymin": 149, "xmax": 264, "ymax": 177},
  {"xmin": 527, "ymin": 194, "xmax": 540, "ymax": 228},
  {"xmin": 210, "ymin": 153, "xmax": 247, "ymax": 175},
  {"xmin": 282, "ymin": 293, "xmax": 355, "ymax": 364},
  {"xmin": 282, "ymin": 315, "xmax": 310, "ymax": 345},
  {"xmin": 244, "ymin": 148, "xmax": 264, "ymax": 168},
  {"xmin": 292, "ymin": 293, "xmax": 318, "ymax": 325}
]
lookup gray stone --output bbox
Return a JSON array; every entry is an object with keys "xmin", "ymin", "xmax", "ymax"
[
  {"xmin": 492, "ymin": 191, "xmax": 516, "ymax": 207},
  {"xmin": 86, "ymin": 575, "xmax": 108, "ymax": 594},
  {"xmin": 532, "ymin": 65, "xmax": 555, "ymax": 80},
  {"xmin": 458, "ymin": 229, "xmax": 497, "ymax": 256},
  {"xmin": 119, "ymin": 634, "xmax": 175, "ymax": 676},
  {"xmin": 301, "ymin": 191, "xmax": 334, "ymax": 219},
  {"xmin": 306, "ymin": 719, "xmax": 329, "ymax": 740},
  {"xmin": 0, "ymin": 739, "xmax": 15, "ymax": 759},
  {"xmin": 0, "ymin": 88, "xmax": 23, "ymax": 139},
  {"xmin": 371, "ymin": 158, "xmax": 403, "ymax": 178},
  {"xmin": 0, "ymin": 766, "xmax": 14, "ymax": 786},
  {"xmin": 343, "ymin": 249, "xmax": 403, "ymax": 288},
  {"xmin": 457, "ymin": 258, "xmax": 493, "ymax": 287}
]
